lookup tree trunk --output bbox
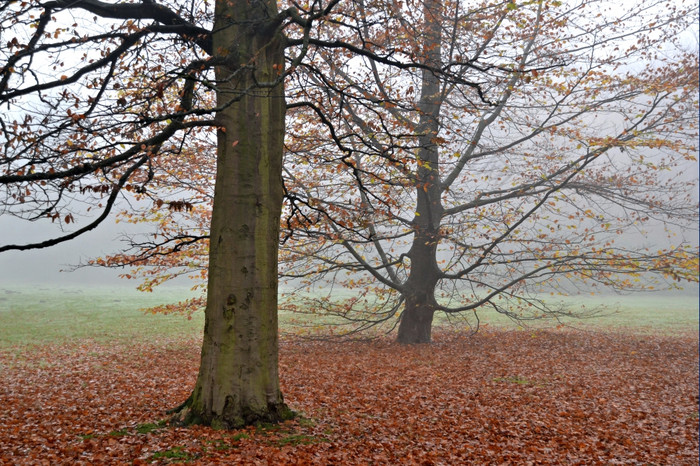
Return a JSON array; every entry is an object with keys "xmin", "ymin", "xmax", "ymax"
[
  {"xmin": 171, "ymin": 0, "xmax": 291, "ymax": 429},
  {"xmin": 398, "ymin": 194, "xmax": 441, "ymax": 344},
  {"xmin": 398, "ymin": 296, "xmax": 436, "ymax": 344},
  {"xmin": 396, "ymin": 0, "xmax": 443, "ymax": 344},
  {"xmin": 397, "ymin": 241, "xmax": 439, "ymax": 343}
]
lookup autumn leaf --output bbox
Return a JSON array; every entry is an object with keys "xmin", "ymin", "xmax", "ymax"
[{"xmin": 0, "ymin": 330, "xmax": 697, "ymax": 464}]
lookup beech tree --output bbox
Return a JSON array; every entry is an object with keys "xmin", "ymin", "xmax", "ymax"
[
  {"xmin": 1, "ymin": 0, "xmax": 504, "ymax": 426},
  {"xmin": 281, "ymin": 0, "xmax": 699, "ymax": 343},
  {"xmin": 0, "ymin": 0, "xmax": 298, "ymax": 427}
]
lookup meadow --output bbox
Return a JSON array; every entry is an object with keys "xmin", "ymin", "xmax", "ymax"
[
  {"xmin": 0, "ymin": 285, "xmax": 696, "ymax": 347},
  {"xmin": 0, "ymin": 285, "xmax": 203, "ymax": 348},
  {"xmin": 0, "ymin": 285, "xmax": 697, "ymax": 464}
]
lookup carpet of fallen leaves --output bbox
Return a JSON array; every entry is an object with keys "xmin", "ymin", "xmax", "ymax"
[{"xmin": 0, "ymin": 329, "xmax": 697, "ymax": 465}]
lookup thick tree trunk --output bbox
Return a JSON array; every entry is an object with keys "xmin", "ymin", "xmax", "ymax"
[
  {"xmin": 397, "ymin": 268, "xmax": 439, "ymax": 344},
  {"xmin": 398, "ymin": 297, "xmax": 435, "ymax": 344},
  {"xmin": 397, "ymin": 223, "xmax": 441, "ymax": 344},
  {"xmin": 171, "ymin": 0, "xmax": 291, "ymax": 429}
]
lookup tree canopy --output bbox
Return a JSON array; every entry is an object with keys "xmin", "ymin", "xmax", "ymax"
[{"xmin": 66, "ymin": 0, "xmax": 700, "ymax": 343}]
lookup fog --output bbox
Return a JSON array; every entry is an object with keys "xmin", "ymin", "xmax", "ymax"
[
  {"xmin": 0, "ymin": 213, "xmax": 133, "ymax": 286},
  {"xmin": 0, "ymin": 3, "xmax": 696, "ymax": 298},
  {"xmin": 1, "ymin": 208, "xmax": 697, "ymax": 299},
  {"xmin": 1, "ymin": 154, "xmax": 697, "ymax": 293}
]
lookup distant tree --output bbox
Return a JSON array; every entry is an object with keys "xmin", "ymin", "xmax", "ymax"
[{"xmin": 281, "ymin": 0, "xmax": 699, "ymax": 343}]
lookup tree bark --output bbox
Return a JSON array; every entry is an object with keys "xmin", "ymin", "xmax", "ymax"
[
  {"xmin": 398, "ymin": 296, "xmax": 436, "ymax": 344},
  {"xmin": 397, "ymin": 232, "xmax": 440, "ymax": 344},
  {"xmin": 396, "ymin": 0, "xmax": 443, "ymax": 344},
  {"xmin": 171, "ymin": 0, "xmax": 291, "ymax": 428}
]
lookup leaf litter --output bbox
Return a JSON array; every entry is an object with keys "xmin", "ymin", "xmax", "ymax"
[{"xmin": 0, "ymin": 329, "xmax": 697, "ymax": 464}]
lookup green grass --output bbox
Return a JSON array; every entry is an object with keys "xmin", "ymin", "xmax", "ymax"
[
  {"xmin": 0, "ymin": 285, "xmax": 203, "ymax": 348},
  {"xmin": 280, "ymin": 288, "xmax": 698, "ymax": 336},
  {"xmin": 150, "ymin": 446, "xmax": 196, "ymax": 461},
  {"xmin": 274, "ymin": 433, "xmax": 328, "ymax": 447},
  {"xmin": 253, "ymin": 418, "xmax": 329, "ymax": 447},
  {"xmin": 136, "ymin": 420, "xmax": 167, "ymax": 434},
  {"xmin": 463, "ymin": 293, "xmax": 699, "ymax": 333},
  {"xmin": 0, "ymin": 285, "xmax": 696, "ymax": 349}
]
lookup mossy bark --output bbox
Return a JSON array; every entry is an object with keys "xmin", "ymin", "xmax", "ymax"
[{"xmin": 171, "ymin": 0, "xmax": 290, "ymax": 428}]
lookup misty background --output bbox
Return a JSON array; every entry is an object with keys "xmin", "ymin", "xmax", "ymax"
[
  {"xmin": 1, "ymin": 200, "xmax": 698, "ymax": 297},
  {"xmin": 1, "ymin": 4, "xmax": 697, "ymax": 301},
  {"xmin": 0, "ymin": 213, "xmax": 135, "ymax": 286}
]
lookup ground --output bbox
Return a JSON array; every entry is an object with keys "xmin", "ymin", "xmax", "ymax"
[{"xmin": 0, "ymin": 328, "xmax": 697, "ymax": 464}]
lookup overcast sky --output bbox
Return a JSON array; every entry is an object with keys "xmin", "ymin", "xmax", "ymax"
[{"xmin": 0, "ymin": 212, "xmax": 139, "ymax": 286}]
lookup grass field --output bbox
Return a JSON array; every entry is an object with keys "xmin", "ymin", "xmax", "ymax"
[
  {"xmin": 444, "ymin": 293, "xmax": 700, "ymax": 333},
  {"xmin": 0, "ymin": 285, "xmax": 697, "ymax": 348},
  {"xmin": 0, "ymin": 285, "xmax": 203, "ymax": 347}
]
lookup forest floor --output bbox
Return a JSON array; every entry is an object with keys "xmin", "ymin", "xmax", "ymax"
[{"xmin": 0, "ymin": 328, "xmax": 697, "ymax": 464}]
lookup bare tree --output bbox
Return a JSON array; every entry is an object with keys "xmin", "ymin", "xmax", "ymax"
[
  {"xmin": 280, "ymin": 0, "xmax": 699, "ymax": 343},
  {"xmin": 18, "ymin": 0, "xmax": 696, "ymax": 363}
]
